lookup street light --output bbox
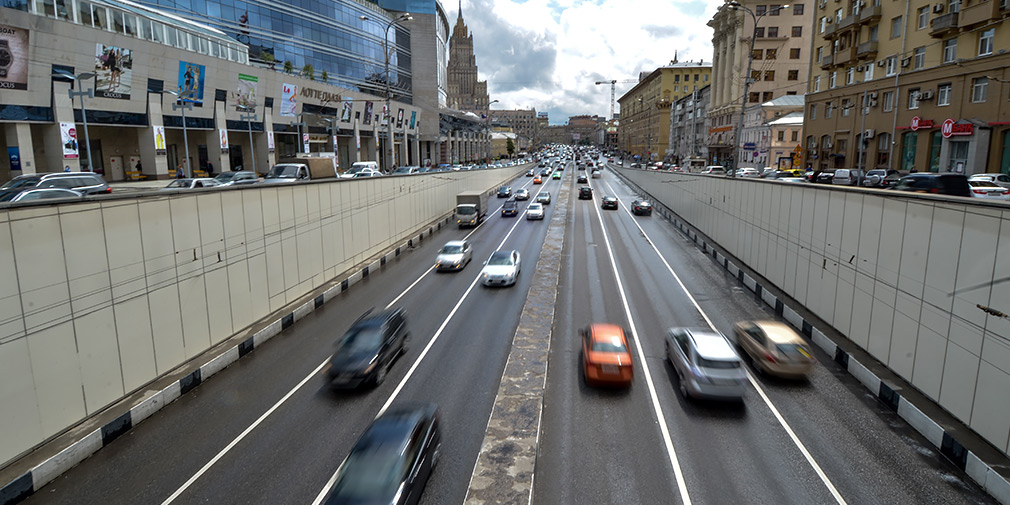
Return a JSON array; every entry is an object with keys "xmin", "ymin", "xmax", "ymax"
[
  {"xmin": 53, "ymin": 71, "xmax": 97, "ymax": 172},
  {"xmin": 361, "ymin": 12, "xmax": 413, "ymax": 172},
  {"xmin": 486, "ymin": 99, "xmax": 499, "ymax": 162},
  {"xmin": 727, "ymin": 1, "xmax": 789, "ymax": 176},
  {"xmin": 238, "ymin": 105, "xmax": 258, "ymax": 174},
  {"xmin": 165, "ymin": 87, "xmax": 194, "ymax": 177}
]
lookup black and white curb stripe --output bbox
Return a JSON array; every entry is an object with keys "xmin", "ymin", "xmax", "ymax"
[
  {"xmin": 0, "ymin": 215, "xmax": 455, "ymax": 505},
  {"xmin": 610, "ymin": 166, "xmax": 1010, "ymax": 505}
]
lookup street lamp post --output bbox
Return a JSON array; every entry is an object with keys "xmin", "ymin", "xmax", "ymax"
[
  {"xmin": 486, "ymin": 99, "xmax": 499, "ymax": 162},
  {"xmin": 238, "ymin": 106, "xmax": 258, "ymax": 174},
  {"xmin": 727, "ymin": 1, "xmax": 789, "ymax": 177},
  {"xmin": 290, "ymin": 115, "xmax": 307, "ymax": 156},
  {"xmin": 54, "ymin": 71, "xmax": 97, "ymax": 172},
  {"xmin": 166, "ymin": 88, "xmax": 194, "ymax": 177},
  {"xmin": 362, "ymin": 13, "xmax": 413, "ymax": 172}
]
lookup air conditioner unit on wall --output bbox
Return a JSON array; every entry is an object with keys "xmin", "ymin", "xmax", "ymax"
[
  {"xmin": 877, "ymin": 60, "xmax": 886, "ymax": 67},
  {"xmin": 864, "ymin": 129, "xmax": 876, "ymax": 138},
  {"xmin": 919, "ymin": 90, "xmax": 935, "ymax": 99},
  {"xmin": 934, "ymin": 3, "xmax": 945, "ymax": 13},
  {"xmin": 869, "ymin": 91, "xmax": 879, "ymax": 99},
  {"xmin": 826, "ymin": 17, "xmax": 834, "ymax": 23},
  {"xmin": 856, "ymin": 65, "xmax": 865, "ymax": 71},
  {"xmin": 901, "ymin": 57, "xmax": 912, "ymax": 67}
]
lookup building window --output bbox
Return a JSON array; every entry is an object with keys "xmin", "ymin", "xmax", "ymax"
[
  {"xmin": 883, "ymin": 90, "xmax": 894, "ymax": 112},
  {"xmin": 842, "ymin": 98, "xmax": 851, "ymax": 116},
  {"xmin": 869, "ymin": 24, "xmax": 879, "ymax": 42},
  {"xmin": 756, "ymin": 27, "xmax": 765, "ymax": 38},
  {"xmin": 891, "ymin": 16, "xmax": 902, "ymax": 39},
  {"xmin": 816, "ymin": 46, "xmax": 823, "ymax": 63},
  {"xmin": 877, "ymin": 132, "xmax": 892, "ymax": 166},
  {"xmin": 864, "ymin": 63, "xmax": 874, "ymax": 81},
  {"xmin": 771, "ymin": 4, "xmax": 782, "ymax": 14},
  {"xmin": 792, "ymin": 130, "xmax": 799, "ymax": 141},
  {"xmin": 810, "ymin": 104, "xmax": 817, "ymax": 120},
  {"xmin": 829, "ymin": 71, "xmax": 837, "ymax": 88},
  {"xmin": 756, "ymin": 4, "xmax": 767, "ymax": 15},
  {"xmin": 792, "ymin": 26, "xmax": 802, "ymax": 37},
  {"xmin": 826, "ymin": 102, "xmax": 834, "ymax": 118},
  {"xmin": 979, "ymin": 28, "xmax": 994, "ymax": 56},
  {"xmin": 913, "ymin": 46, "xmax": 926, "ymax": 69},
  {"xmin": 794, "ymin": 4, "xmax": 804, "ymax": 15},
  {"xmin": 836, "ymin": 8, "xmax": 844, "ymax": 22},
  {"xmin": 753, "ymin": 49, "xmax": 763, "ymax": 60},
  {"xmin": 820, "ymin": 17, "xmax": 827, "ymax": 33},
  {"xmin": 972, "ymin": 77, "xmax": 988, "ymax": 102},
  {"xmin": 950, "ymin": 0, "xmax": 961, "ymax": 12},
  {"xmin": 752, "ymin": 70, "xmax": 762, "ymax": 81},
  {"xmin": 790, "ymin": 48, "xmax": 801, "ymax": 59},
  {"xmin": 766, "ymin": 48, "xmax": 778, "ymax": 59},
  {"xmin": 695, "ymin": 74, "xmax": 700, "ymax": 81},
  {"xmin": 813, "ymin": 75, "xmax": 821, "ymax": 92},
  {"xmin": 846, "ymin": 67, "xmax": 855, "ymax": 84},
  {"xmin": 943, "ymin": 38, "xmax": 957, "ymax": 63},
  {"xmin": 675, "ymin": 74, "xmax": 680, "ymax": 82},
  {"xmin": 885, "ymin": 56, "xmax": 898, "ymax": 76},
  {"xmin": 937, "ymin": 83, "xmax": 951, "ymax": 106},
  {"xmin": 763, "ymin": 91, "xmax": 774, "ymax": 101},
  {"xmin": 788, "ymin": 69, "xmax": 799, "ymax": 80},
  {"xmin": 750, "ymin": 92, "xmax": 761, "ymax": 103},
  {"xmin": 917, "ymin": 6, "xmax": 929, "ymax": 30},
  {"xmin": 908, "ymin": 88, "xmax": 920, "ymax": 109},
  {"xmin": 768, "ymin": 26, "xmax": 779, "ymax": 37}
]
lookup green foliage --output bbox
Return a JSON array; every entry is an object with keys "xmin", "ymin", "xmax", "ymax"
[
  {"xmin": 302, "ymin": 64, "xmax": 315, "ymax": 80},
  {"xmin": 321, "ymin": 70, "xmax": 329, "ymax": 82},
  {"xmin": 283, "ymin": 60, "xmax": 294, "ymax": 74},
  {"xmin": 506, "ymin": 138, "xmax": 515, "ymax": 156}
]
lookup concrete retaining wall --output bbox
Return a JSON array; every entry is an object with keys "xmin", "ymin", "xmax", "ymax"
[
  {"xmin": 618, "ymin": 170, "xmax": 1010, "ymax": 458},
  {"xmin": 0, "ymin": 168, "xmax": 521, "ymax": 467}
]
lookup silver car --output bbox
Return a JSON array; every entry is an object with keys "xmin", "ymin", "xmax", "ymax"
[
  {"xmin": 480, "ymin": 250, "xmax": 521, "ymax": 287},
  {"xmin": 435, "ymin": 240, "xmax": 472, "ymax": 271},
  {"xmin": 525, "ymin": 202, "xmax": 544, "ymax": 220},
  {"xmin": 665, "ymin": 328, "xmax": 747, "ymax": 401}
]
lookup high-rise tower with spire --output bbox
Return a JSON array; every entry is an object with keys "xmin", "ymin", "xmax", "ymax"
[{"xmin": 446, "ymin": 1, "xmax": 490, "ymax": 114}]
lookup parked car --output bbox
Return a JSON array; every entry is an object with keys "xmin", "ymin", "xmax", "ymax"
[
  {"xmin": 0, "ymin": 188, "xmax": 84, "ymax": 203},
  {"xmin": 324, "ymin": 308, "xmax": 409, "ymax": 388},
  {"xmin": 320, "ymin": 403, "xmax": 440, "ymax": 504},
  {"xmin": 731, "ymin": 321, "xmax": 814, "ymax": 378},
  {"xmin": 862, "ymin": 169, "xmax": 904, "ymax": 188},
  {"xmin": 340, "ymin": 161, "xmax": 381, "ymax": 178},
  {"xmin": 665, "ymin": 327, "xmax": 746, "ymax": 401},
  {"xmin": 832, "ymin": 168, "xmax": 865, "ymax": 186},
  {"xmin": 601, "ymin": 196, "xmax": 619, "ymax": 210},
  {"xmin": 526, "ymin": 202, "xmax": 545, "ymax": 220},
  {"xmin": 968, "ymin": 173, "xmax": 1010, "ymax": 189},
  {"xmin": 580, "ymin": 323, "xmax": 633, "ymax": 387},
  {"xmin": 392, "ymin": 166, "xmax": 421, "ymax": 175},
  {"xmin": 631, "ymin": 199, "xmax": 652, "ymax": 215},
  {"xmin": 701, "ymin": 166, "xmax": 726, "ymax": 175},
  {"xmin": 578, "ymin": 186, "xmax": 593, "ymax": 200},
  {"xmin": 161, "ymin": 178, "xmax": 222, "ymax": 190},
  {"xmin": 735, "ymin": 167, "xmax": 761, "ymax": 178},
  {"xmin": 497, "ymin": 185, "xmax": 512, "ymax": 198},
  {"xmin": 435, "ymin": 240, "xmax": 472, "ymax": 271},
  {"xmin": 514, "ymin": 188, "xmax": 530, "ymax": 201},
  {"xmin": 214, "ymin": 170, "xmax": 260, "ymax": 186},
  {"xmin": 815, "ymin": 170, "xmax": 837, "ymax": 184},
  {"xmin": 893, "ymin": 173, "xmax": 971, "ymax": 197},
  {"xmin": 0, "ymin": 172, "xmax": 111, "ymax": 195},
  {"xmin": 501, "ymin": 198, "xmax": 519, "ymax": 217},
  {"xmin": 536, "ymin": 191, "xmax": 552, "ymax": 205},
  {"xmin": 967, "ymin": 180, "xmax": 1010, "ymax": 200},
  {"xmin": 480, "ymin": 250, "xmax": 521, "ymax": 287}
]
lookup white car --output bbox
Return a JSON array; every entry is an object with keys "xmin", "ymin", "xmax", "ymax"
[
  {"xmin": 161, "ymin": 178, "xmax": 222, "ymax": 190},
  {"xmin": 702, "ymin": 166, "xmax": 726, "ymax": 175},
  {"xmin": 514, "ymin": 188, "xmax": 530, "ymax": 200},
  {"xmin": 341, "ymin": 162, "xmax": 382, "ymax": 178},
  {"xmin": 735, "ymin": 167, "xmax": 761, "ymax": 178},
  {"xmin": 480, "ymin": 250, "xmax": 521, "ymax": 287},
  {"xmin": 967, "ymin": 180, "xmax": 1010, "ymax": 200},
  {"xmin": 435, "ymin": 240, "xmax": 473, "ymax": 271},
  {"xmin": 526, "ymin": 202, "xmax": 544, "ymax": 220},
  {"xmin": 968, "ymin": 173, "xmax": 1010, "ymax": 189}
]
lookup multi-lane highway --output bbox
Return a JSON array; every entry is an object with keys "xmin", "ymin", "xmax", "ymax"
[{"xmin": 24, "ymin": 155, "xmax": 995, "ymax": 505}]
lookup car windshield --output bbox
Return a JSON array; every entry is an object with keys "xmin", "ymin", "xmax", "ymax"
[
  {"xmin": 0, "ymin": 190, "xmax": 23, "ymax": 202},
  {"xmin": 440, "ymin": 244, "xmax": 463, "ymax": 254},
  {"xmin": 267, "ymin": 165, "xmax": 298, "ymax": 178},
  {"xmin": 215, "ymin": 172, "xmax": 236, "ymax": 182},
  {"xmin": 0, "ymin": 177, "xmax": 42, "ymax": 190},
  {"xmin": 696, "ymin": 356, "xmax": 740, "ymax": 369},
  {"xmin": 969, "ymin": 180, "xmax": 998, "ymax": 188},
  {"xmin": 592, "ymin": 337, "xmax": 627, "ymax": 353},
  {"xmin": 487, "ymin": 253, "xmax": 513, "ymax": 266},
  {"xmin": 328, "ymin": 444, "xmax": 407, "ymax": 502},
  {"xmin": 165, "ymin": 180, "xmax": 191, "ymax": 188},
  {"xmin": 457, "ymin": 206, "xmax": 476, "ymax": 215},
  {"xmin": 528, "ymin": 204, "xmax": 542, "ymax": 210},
  {"xmin": 336, "ymin": 326, "xmax": 383, "ymax": 354}
]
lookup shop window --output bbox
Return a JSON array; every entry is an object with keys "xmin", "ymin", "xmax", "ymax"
[
  {"xmin": 930, "ymin": 132, "xmax": 942, "ymax": 172},
  {"xmin": 949, "ymin": 140, "xmax": 969, "ymax": 172},
  {"xmin": 901, "ymin": 132, "xmax": 918, "ymax": 171}
]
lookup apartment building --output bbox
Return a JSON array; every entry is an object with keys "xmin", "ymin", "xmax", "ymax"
[
  {"xmin": 804, "ymin": 0, "xmax": 1010, "ymax": 174},
  {"xmin": 669, "ymin": 85, "xmax": 712, "ymax": 166}
]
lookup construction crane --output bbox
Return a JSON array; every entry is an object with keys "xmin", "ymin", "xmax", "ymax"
[{"xmin": 595, "ymin": 79, "xmax": 638, "ymax": 121}]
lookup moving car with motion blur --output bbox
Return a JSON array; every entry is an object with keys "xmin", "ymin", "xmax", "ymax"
[
  {"xmin": 324, "ymin": 308, "xmax": 410, "ymax": 388},
  {"xmin": 731, "ymin": 321, "xmax": 814, "ymax": 378},
  {"xmin": 320, "ymin": 403, "xmax": 440, "ymax": 505},
  {"xmin": 552, "ymin": 171, "xmax": 561, "ymax": 180},
  {"xmin": 893, "ymin": 173, "xmax": 971, "ymax": 197},
  {"xmin": 214, "ymin": 170, "xmax": 260, "ymax": 186},
  {"xmin": 526, "ymin": 169, "xmax": 535, "ymax": 177},
  {"xmin": 161, "ymin": 178, "xmax": 222, "ymax": 190},
  {"xmin": 526, "ymin": 202, "xmax": 544, "ymax": 220},
  {"xmin": 631, "ymin": 199, "xmax": 652, "ymax": 215},
  {"xmin": 665, "ymin": 327, "xmax": 746, "ymax": 401},
  {"xmin": 0, "ymin": 188, "xmax": 84, "ymax": 203},
  {"xmin": 435, "ymin": 240, "xmax": 473, "ymax": 271},
  {"xmin": 601, "ymin": 196, "xmax": 618, "ymax": 210},
  {"xmin": 577, "ymin": 174, "xmax": 588, "ymax": 183},
  {"xmin": 580, "ymin": 323, "xmax": 633, "ymax": 387},
  {"xmin": 480, "ymin": 250, "xmax": 521, "ymax": 287}
]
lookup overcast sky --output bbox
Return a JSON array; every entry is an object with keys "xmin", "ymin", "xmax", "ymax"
[{"xmin": 448, "ymin": 0, "xmax": 720, "ymax": 125}]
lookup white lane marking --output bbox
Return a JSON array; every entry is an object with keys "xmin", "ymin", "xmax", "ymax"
[
  {"xmin": 161, "ymin": 170, "xmax": 535, "ymax": 504},
  {"xmin": 599, "ymin": 179, "xmax": 849, "ymax": 505},
  {"xmin": 313, "ymin": 183, "xmax": 535, "ymax": 505},
  {"xmin": 588, "ymin": 180, "xmax": 693, "ymax": 505}
]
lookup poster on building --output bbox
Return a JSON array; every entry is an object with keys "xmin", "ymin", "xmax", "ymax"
[
  {"xmin": 280, "ymin": 83, "xmax": 298, "ymax": 117},
  {"xmin": 153, "ymin": 125, "xmax": 166, "ymax": 154},
  {"xmin": 60, "ymin": 122, "xmax": 79, "ymax": 159},
  {"xmin": 0, "ymin": 24, "xmax": 30, "ymax": 90},
  {"xmin": 219, "ymin": 129, "xmax": 229, "ymax": 150},
  {"xmin": 341, "ymin": 101, "xmax": 353, "ymax": 122},
  {"xmin": 363, "ymin": 102, "xmax": 373, "ymax": 125},
  {"xmin": 355, "ymin": 125, "xmax": 361, "ymax": 150},
  {"xmin": 381, "ymin": 104, "xmax": 389, "ymax": 126},
  {"xmin": 303, "ymin": 133, "xmax": 310, "ymax": 154},
  {"xmin": 7, "ymin": 147, "xmax": 22, "ymax": 172},
  {"xmin": 235, "ymin": 73, "xmax": 258, "ymax": 110},
  {"xmin": 397, "ymin": 108, "xmax": 404, "ymax": 128},
  {"xmin": 409, "ymin": 111, "xmax": 416, "ymax": 129},
  {"xmin": 267, "ymin": 131, "xmax": 275, "ymax": 151},
  {"xmin": 332, "ymin": 135, "xmax": 338, "ymax": 152},
  {"xmin": 178, "ymin": 61, "xmax": 205, "ymax": 104},
  {"xmin": 94, "ymin": 44, "xmax": 133, "ymax": 99}
]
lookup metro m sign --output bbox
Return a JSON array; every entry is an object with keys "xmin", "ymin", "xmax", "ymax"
[{"xmin": 941, "ymin": 118, "xmax": 974, "ymax": 138}]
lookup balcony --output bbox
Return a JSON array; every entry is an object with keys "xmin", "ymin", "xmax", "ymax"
[
  {"xmin": 959, "ymin": 0, "xmax": 1001, "ymax": 28},
  {"xmin": 930, "ymin": 12, "xmax": 959, "ymax": 37},
  {"xmin": 856, "ymin": 41, "xmax": 879, "ymax": 59},
  {"xmin": 823, "ymin": 21, "xmax": 838, "ymax": 39},
  {"xmin": 820, "ymin": 54, "xmax": 835, "ymax": 70},
  {"xmin": 835, "ymin": 46, "xmax": 857, "ymax": 66},
  {"xmin": 858, "ymin": 5, "xmax": 882, "ymax": 23},
  {"xmin": 837, "ymin": 14, "xmax": 857, "ymax": 34}
]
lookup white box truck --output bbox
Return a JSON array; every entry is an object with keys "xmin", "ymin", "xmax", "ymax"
[{"xmin": 456, "ymin": 190, "xmax": 488, "ymax": 228}]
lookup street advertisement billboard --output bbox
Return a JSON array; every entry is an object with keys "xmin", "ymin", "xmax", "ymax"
[
  {"xmin": 280, "ymin": 83, "xmax": 298, "ymax": 116},
  {"xmin": 341, "ymin": 101, "xmax": 352, "ymax": 122},
  {"xmin": 153, "ymin": 125, "xmax": 166, "ymax": 154},
  {"xmin": 364, "ymin": 101, "xmax": 374, "ymax": 125},
  {"xmin": 94, "ymin": 44, "xmax": 133, "ymax": 99},
  {"xmin": 61, "ymin": 122, "xmax": 79, "ymax": 159},
  {"xmin": 397, "ymin": 108, "xmax": 404, "ymax": 128},
  {"xmin": 178, "ymin": 61, "xmax": 205, "ymax": 103},
  {"xmin": 0, "ymin": 24, "xmax": 29, "ymax": 90},
  {"xmin": 235, "ymin": 73, "xmax": 258, "ymax": 110}
]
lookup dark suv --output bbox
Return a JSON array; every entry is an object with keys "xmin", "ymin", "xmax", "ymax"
[
  {"xmin": 0, "ymin": 172, "xmax": 111, "ymax": 195},
  {"xmin": 501, "ymin": 198, "xmax": 519, "ymax": 217},
  {"xmin": 497, "ymin": 185, "xmax": 511, "ymax": 198},
  {"xmin": 893, "ymin": 173, "xmax": 971, "ymax": 197},
  {"xmin": 326, "ymin": 308, "xmax": 409, "ymax": 388},
  {"xmin": 578, "ymin": 186, "xmax": 593, "ymax": 200}
]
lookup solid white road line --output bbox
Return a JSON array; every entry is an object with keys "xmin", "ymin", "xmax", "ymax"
[
  {"xmin": 600, "ymin": 179, "xmax": 848, "ymax": 505},
  {"xmin": 588, "ymin": 179, "xmax": 694, "ymax": 505}
]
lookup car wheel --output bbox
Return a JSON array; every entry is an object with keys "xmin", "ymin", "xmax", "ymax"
[
  {"xmin": 401, "ymin": 334, "xmax": 410, "ymax": 354},
  {"xmin": 678, "ymin": 375, "xmax": 690, "ymax": 399},
  {"xmin": 431, "ymin": 441, "xmax": 442, "ymax": 469},
  {"xmin": 374, "ymin": 362, "xmax": 388, "ymax": 386}
]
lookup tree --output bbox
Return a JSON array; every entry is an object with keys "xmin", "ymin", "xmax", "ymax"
[
  {"xmin": 302, "ymin": 64, "xmax": 315, "ymax": 81},
  {"xmin": 261, "ymin": 51, "xmax": 276, "ymax": 69},
  {"xmin": 283, "ymin": 60, "xmax": 293, "ymax": 74},
  {"xmin": 506, "ymin": 138, "xmax": 515, "ymax": 157},
  {"xmin": 321, "ymin": 70, "xmax": 329, "ymax": 83}
]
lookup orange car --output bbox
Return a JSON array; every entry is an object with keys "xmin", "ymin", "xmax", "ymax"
[
  {"xmin": 533, "ymin": 175, "xmax": 543, "ymax": 184},
  {"xmin": 580, "ymin": 323, "xmax": 633, "ymax": 387}
]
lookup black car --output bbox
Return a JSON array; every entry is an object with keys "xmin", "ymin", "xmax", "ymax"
[
  {"xmin": 601, "ymin": 196, "xmax": 618, "ymax": 210},
  {"xmin": 893, "ymin": 173, "xmax": 971, "ymax": 197},
  {"xmin": 326, "ymin": 309, "xmax": 409, "ymax": 388},
  {"xmin": 322, "ymin": 404, "xmax": 441, "ymax": 505},
  {"xmin": 502, "ymin": 198, "xmax": 519, "ymax": 216},
  {"xmin": 578, "ymin": 186, "xmax": 593, "ymax": 200},
  {"xmin": 497, "ymin": 186, "xmax": 511, "ymax": 198},
  {"xmin": 814, "ymin": 170, "xmax": 836, "ymax": 184},
  {"xmin": 526, "ymin": 169, "xmax": 535, "ymax": 177},
  {"xmin": 577, "ymin": 174, "xmax": 588, "ymax": 183},
  {"xmin": 631, "ymin": 199, "xmax": 652, "ymax": 215}
]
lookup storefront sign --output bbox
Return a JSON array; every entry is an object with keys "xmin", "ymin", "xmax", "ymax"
[
  {"xmin": 0, "ymin": 24, "xmax": 30, "ymax": 90},
  {"xmin": 910, "ymin": 116, "xmax": 935, "ymax": 131},
  {"xmin": 280, "ymin": 83, "xmax": 298, "ymax": 117},
  {"xmin": 743, "ymin": 142, "xmax": 756, "ymax": 150},
  {"xmin": 178, "ymin": 61, "xmax": 205, "ymax": 104},
  {"xmin": 60, "ymin": 122, "xmax": 79, "ymax": 159},
  {"xmin": 300, "ymin": 87, "xmax": 341, "ymax": 103},
  {"xmin": 153, "ymin": 125, "xmax": 166, "ymax": 154},
  {"xmin": 941, "ymin": 118, "xmax": 973, "ymax": 138},
  {"xmin": 396, "ymin": 108, "xmax": 404, "ymax": 128},
  {"xmin": 709, "ymin": 126, "xmax": 733, "ymax": 133},
  {"xmin": 94, "ymin": 44, "xmax": 133, "ymax": 99},
  {"xmin": 235, "ymin": 73, "xmax": 258, "ymax": 110}
]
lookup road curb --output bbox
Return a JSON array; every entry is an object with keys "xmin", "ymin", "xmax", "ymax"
[
  {"xmin": 464, "ymin": 171, "xmax": 570, "ymax": 504},
  {"xmin": 0, "ymin": 214, "xmax": 457, "ymax": 505},
  {"xmin": 611, "ymin": 166, "xmax": 1010, "ymax": 505}
]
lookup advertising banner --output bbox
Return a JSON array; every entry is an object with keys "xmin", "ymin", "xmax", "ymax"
[
  {"xmin": 7, "ymin": 147, "xmax": 21, "ymax": 172},
  {"xmin": 219, "ymin": 129, "xmax": 229, "ymax": 150},
  {"xmin": 267, "ymin": 131, "xmax": 275, "ymax": 151},
  {"xmin": 332, "ymin": 135, "xmax": 338, "ymax": 151},
  {"xmin": 94, "ymin": 44, "xmax": 133, "ymax": 99},
  {"xmin": 153, "ymin": 125, "xmax": 166, "ymax": 154},
  {"xmin": 178, "ymin": 61, "xmax": 206, "ymax": 104},
  {"xmin": 280, "ymin": 83, "xmax": 298, "ymax": 117},
  {"xmin": 396, "ymin": 108, "xmax": 404, "ymax": 128},
  {"xmin": 303, "ymin": 133, "xmax": 310, "ymax": 154},
  {"xmin": 355, "ymin": 122, "xmax": 361, "ymax": 150},
  {"xmin": 341, "ymin": 101, "xmax": 352, "ymax": 122},
  {"xmin": 235, "ymin": 73, "xmax": 258, "ymax": 110},
  {"xmin": 409, "ymin": 111, "xmax": 417, "ymax": 129},
  {"xmin": 381, "ymin": 104, "xmax": 389, "ymax": 126},
  {"xmin": 364, "ymin": 101, "xmax": 374, "ymax": 125},
  {"xmin": 0, "ymin": 24, "xmax": 29, "ymax": 90},
  {"xmin": 61, "ymin": 122, "xmax": 79, "ymax": 159}
]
